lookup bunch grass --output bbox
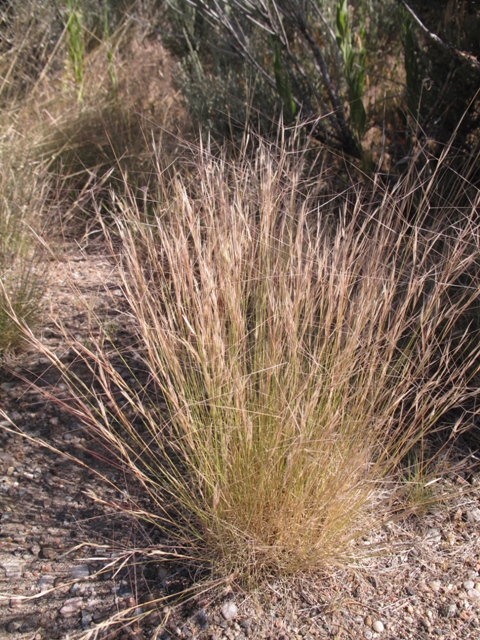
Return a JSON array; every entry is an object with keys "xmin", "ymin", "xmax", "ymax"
[{"xmin": 19, "ymin": 131, "xmax": 480, "ymax": 583}]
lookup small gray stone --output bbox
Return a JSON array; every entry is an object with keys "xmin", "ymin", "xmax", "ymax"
[
  {"xmin": 372, "ymin": 620, "xmax": 384, "ymax": 633},
  {"xmin": 464, "ymin": 580, "xmax": 475, "ymax": 590},
  {"xmin": 71, "ymin": 565, "xmax": 90, "ymax": 580},
  {"xmin": 0, "ymin": 560, "xmax": 25, "ymax": 579},
  {"xmin": 81, "ymin": 610, "xmax": 93, "ymax": 629},
  {"xmin": 425, "ymin": 528, "xmax": 442, "ymax": 543},
  {"xmin": 221, "ymin": 601, "xmax": 238, "ymax": 621},
  {"xmin": 38, "ymin": 575, "xmax": 55, "ymax": 592},
  {"xmin": 467, "ymin": 588, "xmax": 480, "ymax": 599},
  {"xmin": 466, "ymin": 508, "xmax": 480, "ymax": 523},
  {"xmin": 439, "ymin": 603, "xmax": 457, "ymax": 618}
]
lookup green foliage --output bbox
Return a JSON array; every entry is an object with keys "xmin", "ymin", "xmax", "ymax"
[
  {"xmin": 103, "ymin": 0, "xmax": 117, "ymax": 93},
  {"xmin": 271, "ymin": 35, "xmax": 296, "ymax": 120},
  {"xmin": 66, "ymin": 0, "xmax": 85, "ymax": 100},
  {"xmin": 335, "ymin": 0, "xmax": 366, "ymax": 138}
]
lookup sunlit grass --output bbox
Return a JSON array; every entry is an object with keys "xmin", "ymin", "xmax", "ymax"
[{"xmin": 17, "ymin": 134, "xmax": 479, "ymax": 583}]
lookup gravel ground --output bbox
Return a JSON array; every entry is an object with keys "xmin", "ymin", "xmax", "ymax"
[{"xmin": 1, "ymin": 246, "xmax": 480, "ymax": 640}]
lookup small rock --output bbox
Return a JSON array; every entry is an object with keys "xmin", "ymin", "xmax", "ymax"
[
  {"xmin": 81, "ymin": 610, "xmax": 93, "ymax": 629},
  {"xmin": 464, "ymin": 580, "xmax": 475, "ymax": 590},
  {"xmin": 221, "ymin": 601, "xmax": 238, "ymax": 621},
  {"xmin": 364, "ymin": 615, "xmax": 373, "ymax": 627},
  {"xmin": 466, "ymin": 508, "xmax": 480, "ymax": 523},
  {"xmin": 364, "ymin": 631, "xmax": 373, "ymax": 640},
  {"xmin": 404, "ymin": 616, "xmax": 414, "ymax": 624},
  {"xmin": 429, "ymin": 580, "xmax": 441, "ymax": 592},
  {"xmin": 9, "ymin": 597, "xmax": 24, "ymax": 609},
  {"xmin": 60, "ymin": 597, "xmax": 83, "ymax": 616},
  {"xmin": 71, "ymin": 565, "xmax": 90, "ymax": 580},
  {"xmin": 372, "ymin": 620, "xmax": 384, "ymax": 633},
  {"xmin": 0, "ymin": 560, "xmax": 25, "ymax": 579},
  {"xmin": 38, "ymin": 575, "xmax": 55, "ymax": 592},
  {"xmin": 425, "ymin": 528, "xmax": 442, "ymax": 543},
  {"xmin": 239, "ymin": 617, "xmax": 253, "ymax": 632},
  {"xmin": 39, "ymin": 547, "xmax": 56, "ymax": 560},
  {"xmin": 444, "ymin": 604, "xmax": 457, "ymax": 618},
  {"xmin": 467, "ymin": 588, "xmax": 480, "ymax": 599},
  {"xmin": 6, "ymin": 620, "xmax": 23, "ymax": 633}
]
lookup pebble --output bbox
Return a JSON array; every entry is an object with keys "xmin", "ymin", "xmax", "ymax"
[
  {"xmin": 464, "ymin": 580, "xmax": 475, "ymax": 590},
  {"xmin": 81, "ymin": 610, "xmax": 93, "ymax": 629},
  {"xmin": 38, "ymin": 575, "xmax": 55, "ymax": 592},
  {"xmin": 39, "ymin": 547, "xmax": 56, "ymax": 560},
  {"xmin": 425, "ymin": 528, "xmax": 442, "ymax": 543},
  {"xmin": 71, "ymin": 564, "xmax": 90, "ymax": 579},
  {"xmin": 6, "ymin": 620, "xmax": 23, "ymax": 633},
  {"xmin": 221, "ymin": 601, "xmax": 238, "ymax": 621},
  {"xmin": 467, "ymin": 588, "xmax": 480, "ymax": 599},
  {"xmin": 0, "ymin": 560, "xmax": 25, "ymax": 579},
  {"xmin": 60, "ymin": 597, "xmax": 83, "ymax": 616},
  {"xmin": 372, "ymin": 620, "xmax": 384, "ymax": 633},
  {"xmin": 421, "ymin": 617, "xmax": 432, "ymax": 629},
  {"xmin": 466, "ymin": 508, "xmax": 480, "ymax": 523},
  {"xmin": 9, "ymin": 597, "xmax": 24, "ymax": 609},
  {"xmin": 429, "ymin": 580, "xmax": 441, "ymax": 592}
]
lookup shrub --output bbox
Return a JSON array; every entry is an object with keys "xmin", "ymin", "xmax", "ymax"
[{"xmin": 164, "ymin": 0, "xmax": 404, "ymax": 157}]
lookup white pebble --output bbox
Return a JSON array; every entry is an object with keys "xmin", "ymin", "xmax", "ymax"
[
  {"xmin": 464, "ymin": 580, "xmax": 475, "ymax": 590},
  {"xmin": 467, "ymin": 588, "xmax": 480, "ymax": 599},
  {"xmin": 221, "ymin": 601, "xmax": 238, "ymax": 620},
  {"xmin": 372, "ymin": 620, "xmax": 384, "ymax": 633}
]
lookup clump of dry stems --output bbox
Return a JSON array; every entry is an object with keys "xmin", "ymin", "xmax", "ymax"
[{"xmin": 22, "ymin": 133, "xmax": 480, "ymax": 582}]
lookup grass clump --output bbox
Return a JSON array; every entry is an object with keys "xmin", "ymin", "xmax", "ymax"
[
  {"xmin": 31, "ymin": 133, "xmax": 479, "ymax": 583},
  {"xmin": 0, "ymin": 145, "xmax": 48, "ymax": 356}
]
